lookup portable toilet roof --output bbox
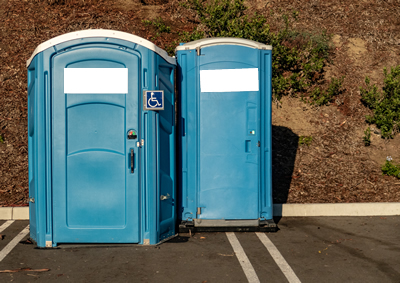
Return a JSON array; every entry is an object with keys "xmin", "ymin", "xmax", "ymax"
[
  {"xmin": 27, "ymin": 29, "xmax": 176, "ymax": 67},
  {"xmin": 175, "ymin": 37, "xmax": 272, "ymax": 52}
]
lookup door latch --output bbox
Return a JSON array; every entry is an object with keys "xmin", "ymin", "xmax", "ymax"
[
  {"xmin": 160, "ymin": 193, "xmax": 170, "ymax": 201},
  {"xmin": 257, "ymin": 141, "xmax": 261, "ymax": 147},
  {"xmin": 137, "ymin": 139, "xmax": 145, "ymax": 148}
]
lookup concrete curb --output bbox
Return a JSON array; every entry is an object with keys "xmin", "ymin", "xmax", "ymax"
[
  {"xmin": 0, "ymin": 207, "xmax": 29, "ymax": 220},
  {"xmin": 273, "ymin": 203, "xmax": 400, "ymax": 217},
  {"xmin": 1, "ymin": 203, "xmax": 400, "ymax": 220}
]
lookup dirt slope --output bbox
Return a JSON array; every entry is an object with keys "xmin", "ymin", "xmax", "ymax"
[{"xmin": 1, "ymin": 0, "xmax": 400, "ymax": 206}]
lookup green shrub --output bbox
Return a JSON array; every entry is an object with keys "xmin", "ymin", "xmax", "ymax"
[
  {"xmin": 143, "ymin": 18, "xmax": 171, "ymax": 34},
  {"xmin": 310, "ymin": 77, "xmax": 344, "ymax": 106},
  {"xmin": 363, "ymin": 127, "xmax": 371, "ymax": 146},
  {"xmin": 0, "ymin": 135, "xmax": 3, "ymax": 143},
  {"xmin": 181, "ymin": 0, "xmax": 269, "ymax": 40},
  {"xmin": 360, "ymin": 66, "xmax": 400, "ymax": 138},
  {"xmin": 299, "ymin": 135, "xmax": 313, "ymax": 146},
  {"xmin": 173, "ymin": 0, "xmax": 332, "ymax": 100},
  {"xmin": 382, "ymin": 157, "xmax": 400, "ymax": 178}
]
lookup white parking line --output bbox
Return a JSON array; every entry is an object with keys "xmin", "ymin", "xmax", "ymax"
[
  {"xmin": 0, "ymin": 225, "xmax": 30, "ymax": 262},
  {"xmin": 256, "ymin": 233, "xmax": 301, "ymax": 283},
  {"xmin": 226, "ymin": 232, "xmax": 260, "ymax": 283},
  {"xmin": 0, "ymin": 220, "xmax": 15, "ymax": 234}
]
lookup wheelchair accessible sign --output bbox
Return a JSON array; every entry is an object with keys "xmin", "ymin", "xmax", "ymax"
[{"xmin": 143, "ymin": 90, "xmax": 164, "ymax": 111}]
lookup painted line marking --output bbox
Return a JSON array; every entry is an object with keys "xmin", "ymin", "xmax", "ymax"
[
  {"xmin": 0, "ymin": 220, "xmax": 15, "ymax": 234},
  {"xmin": 256, "ymin": 233, "xmax": 301, "ymax": 283},
  {"xmin": 226, "ymin": 232, "xmax": 260, "ymax": 283},
  {"xmin": 0, "ymin": 225, "xmax": 30, "ymax": 262}
]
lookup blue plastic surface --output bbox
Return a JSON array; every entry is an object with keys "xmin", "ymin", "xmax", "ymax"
[
  {"xmin": 28, "ymin": 32, "xmax": 176, "ymax": 247},
  {"xmin": 177, "ymin": 41, "xmax": 273, "ymax": 223}
]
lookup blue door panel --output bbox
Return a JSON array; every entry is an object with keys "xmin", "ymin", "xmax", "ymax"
[
  {"xmin": 198, "ymin": 45, "xmax": 260, "ymax": 220},
  {"xmin": 200, "ymin": 187, "xmax": 258, "ymax": 219},
  {"xmin": 67, "ymin": 59, "xmax": 124, "ymax": 69},
  {"xmin": 66, "ymin": 152, "xmax": 126, "ymax": 228},
  {"xmin": 66, "ymin": 103, "xmax": 125, "ymax": 155},
  {"xmin": 199, "ymin": 45, "xmax": 259, "ymax": 66},
  {"xmin": 52, "ymin": 47, "xmax": 140, "ymax": 244},
  {"xmin": 199, "ymin": 94, "xmax": 259, "ymax": 219},
  {"xmin": 66, "ymin": 93, "xmax": 126, "ymax": 108}
]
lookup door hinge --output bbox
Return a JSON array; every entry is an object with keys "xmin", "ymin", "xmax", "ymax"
[
  {"xmin": 29, "ymin": 198, "xmax": 35, "ymax": 203},
  {"xmin": 196, "ymin": 47, "xmax": 201, "ymax": 56},
  {"xmin": 257, "ymin": 141, "xmax": 261, "ymax": 147},
  {"xmin": 197, "ymin": 207, "xmax": 201, "ymax": 215}
]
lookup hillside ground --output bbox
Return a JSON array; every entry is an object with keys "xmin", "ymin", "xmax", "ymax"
[{"xmin": 1, "ymin": 0, "xmax": 400, "ymax": 206}]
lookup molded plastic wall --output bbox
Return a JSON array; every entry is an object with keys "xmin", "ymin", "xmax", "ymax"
[
  {"xmin": 177, "ymin": 44, "xmax": 273, "ymax": 223},
  {"xmin": 28, "ymin": 36, "xmax": 175, "ymax": 247}
]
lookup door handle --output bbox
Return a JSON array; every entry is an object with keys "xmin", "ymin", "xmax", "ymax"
[
  {"xmin": 245, "ymin": 140, "xmax": 251, "ymax": 152},
  {"xmin": 160, "ymin": 193, "xmax": 170, "ymax": 200},
  {"xmin": 131, "ymin": 149, "xmax": 134, "ymax": 173}
]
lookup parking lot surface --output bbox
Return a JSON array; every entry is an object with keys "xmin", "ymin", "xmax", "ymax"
[{"xmin": 0, "ymin": 216, "xmax": 399, "ymax": 282}]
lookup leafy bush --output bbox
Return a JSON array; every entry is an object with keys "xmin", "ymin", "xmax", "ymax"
[
  {"xmin": 0, "ymin": 135, "xmax": 3, "ymax": 143},
  {"xmin": 174, "ymin": 0, "xmax": 332, "ymax": 100},
  {"xmin": 143, "ymin": 18, "xmax": 171, "ymax": 34},
  {"xmin": 360, "ymin": 66, "xmax": 400, "ymax": 138},
  {"xmin": 310, "ymin": 77, "xmax": 344, "ymax": 106},
  {"xmin": 382, "ymin": 157, "xmax": 400, "ymax": 178},
  {"xmin": 299, "ymin": 135, "xmax": 313, "ymax": 146},
  {"xmin": 180, "ymin": 0, "xmax": 268, "ymax": 39},
  {"xmin": 363, "ymin": 127, "xmax": 371, "ymax": 146}
]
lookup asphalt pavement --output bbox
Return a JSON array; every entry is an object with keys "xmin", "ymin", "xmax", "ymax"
[{"xmin": 0, "ymin": 216, "xmax": 399, "ymax": 282}]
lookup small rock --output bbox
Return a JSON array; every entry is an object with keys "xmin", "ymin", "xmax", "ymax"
[{"xmin": 372, "ymin": 128, "xmax": 381, "ymax": 135}]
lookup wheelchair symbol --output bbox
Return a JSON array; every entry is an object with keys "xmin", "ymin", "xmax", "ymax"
[
  {"xmin": 148, "ymin": 92, "xmax": 161, "ymax": 108},
  {"xmin": 144, "ymin": 90, "xmax": 164, "ymax": 111}
]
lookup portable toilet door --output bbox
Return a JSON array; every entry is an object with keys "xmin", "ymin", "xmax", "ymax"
[
  {"xmin": 176, "ymin": 38, "xmax": 274, "ymax": 229},
  {"xmin": 27, "ymin": 30, "xmax": 176, "ymax": 247}
]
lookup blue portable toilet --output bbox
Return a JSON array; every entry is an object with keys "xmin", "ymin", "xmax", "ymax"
[
  {"xmin": 27, "ymin": 30, "xmax": 176, "ymax": 247},
  {"xmin": 176, "ymin": 38, "xmax": 275, "ymax": 230}
]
